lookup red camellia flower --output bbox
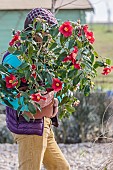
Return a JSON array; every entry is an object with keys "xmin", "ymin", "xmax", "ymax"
[
  {"xmin": 13, "ymin": 31, "xmax": 20, "ymax": 41},
  {"xmin": 9, "ymin": 31, "xmax": 20, "ymax": 46},
  {"xmin": 102, "ymin": 66, "xmax": 113, "ymax": 75},
  {"xmin": 86, "ymin": 31, "xmax": 95, "ymax": 44},
  {"xmin": 16, "ymin": 93, "xmax": 21, "ymax": 98},
  {"xmin": 31, "ymin": 72, "xmax": 37, "ymax": 79},
  {"xmin": 59, "ymin": 21, "xmax": 73, "ymax": 37},
  {"xmin": 5, "ymin": 74, "xmax": 18, "ymax": 88},
  {"xmin": 63, "ymin": 46, "xmax": 80, "ymax": 69},
  {"xmin": 83, "ymin": 25, "xmax": 88, "ymax": 34},
  {"xmin": 82, "ymin": 25, "xmax": 95, "ymax": 44},
  {"xmin": 20, "ymin": 77, "xmax": 27, "ymax": 83},
  {"xmin": 9, "ymin": 40, "xmax": 15, "ymax": 46},
  {"xmin": 31, "ymin": 64, "xmax": 37, "ymax": 70},
  {"xmin": 63, "ymin": 46, "xmax": 78, "ymax": 63},
  {"xmin": 52, "ymin": 78, "xmax": 63, "ymax": 92},
  {"xmin": 31, "ymin": 93, "xmax": 46, "ymax": 102},
  {"xmin": 74, "ymin": 63, "xmax": 81, "ymax": 70}
]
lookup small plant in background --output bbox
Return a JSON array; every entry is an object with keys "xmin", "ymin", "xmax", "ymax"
[
  {"xmin": 54, "ymin": 92, "xmax": 113, "ymax": 143},
  {"xmin": 0, "ymin": 18, "xmax": 112, "ymax": 120}
]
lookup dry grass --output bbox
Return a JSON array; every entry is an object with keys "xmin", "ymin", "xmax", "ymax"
[{"xmin": 89, "ymin": 23, "xmax": 113, "ymax": 90}]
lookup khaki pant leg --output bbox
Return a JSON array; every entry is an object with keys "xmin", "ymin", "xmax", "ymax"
[
  {"xmin": 43, "ymin": 129, "xmax": 70, "ymax": 170},
  {"xmin": 12, "ymin": 118, "xmax": 51, "ymax": 170}
]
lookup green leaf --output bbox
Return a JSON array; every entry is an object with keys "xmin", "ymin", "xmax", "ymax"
[
  {"xmin": 49, "ymin": 27, "xmax": 59, "ymax": 37},
  {"xmin": 28, "ymin": 102, "xmax": 36, "ymax": 114},
  {"xmin": 76, "ymin": 40, "xmax": 82, "ymax": 48},
  {"xmin": 28, "ymin": 45, "xmax": 33, "ymax": 57},
  {"xmin": 36, "ymin": 22, "xmax": 42, "ymax": 32},
  {"xmin": 106, "ymin": 58, "xmax": 111, "ymax": 65},
  {"xmin": 22, "ymin": 114, "xmax": 30, "ymax": 122},
  {"xmin": 67, "ymin": 69, "xmax": 78, "ymax": 78},
  {"xmin": 49, "ymin": 43, "xmax": 57, "ymax": 50},
  {"xmin": 53, "ymin": 47, "xmax": 62, "ymax": 54},
  {"xmin": 17, "ymin": 105, "xmax": 23, "ymax": 114},
  {"xmin": 60, "ymin": 34, "xmax": 67, "ymax": 45},
  {"xmin": 84, "ymin": 61, "xmax": 92, "ymax": 70},
  {"xmin": 65, "ymin": 105, "xmax": 75, "ymax": 113},
  {"xmin": 68, "ymin": 39, "xmax": 75, "ymax": 49},
  {"xmin": 60, "ymin": 96, "xmax": 69, "ymax": 105},
  {"xmin": 13, "ymin": 50, "xmax": 21, "ymax": 55},
  {"xmin": 76, "ymin": 50, "xmax": 82, "ymax": 61},
  {"xmin": 25, "ymin": 70, "xmax": 31, "ymax": 80},
  {"xmin": 73, "ymin": 76, "xmax": 80, "ymax": 86},
  {"xmin": 91, "ymin": 54, "xmax": 94, "ymax": 64},
  {"xmin": 46, "ymin": 72, "xmax": 52, "ymax": 85},
  {"xmin": 43, "ymin": 36, "xmax": 48, "ymax": 43},
  {"xmin": 8, "ymin": 46, "xmax": 16, "ymax": 53},
  {"xmin": 21, "ymin": 92, "xmax": 29, "ymax": 98},
  {"xmin": 0, "ymin": 64, "xmax": 9, "ymax": 74},
  {"xmin": 37, "ymin": 73, "xmax": 43, "ymax": 81},
  {"xmin": 93, "ymin": 61, "xmax": 104, "ymax": 69},
  {"xmin": 84, "ymin": 85, "xmax": 90, "ymax": 96},
  {"xmin": 93, "ymin": 51, "xmax": 99, "ymax": 57},
  {"xmin": 0, "ymin": 79, "xmax": 6, "ymax": 87},
  {"xmin": 3, "ymin": 99, "xmax": 13, "ymax": 108},
  {"xmin": 18, "ymin": 62, "xmax": 29, "ymax": 69},
  {"xmin": 33, "ymin": 102, "xmax": 41, "ymax": 112},
  {"xmin": 20, "ymin": 32, "xmax": 27, "ymax": 40},
  {"xmin": 57, "ymin": 69, "xmax": 67, "ymax": 78},
  {"xmin": 57, "ymin": 51, "xmax": 67, "ymax": 64}
]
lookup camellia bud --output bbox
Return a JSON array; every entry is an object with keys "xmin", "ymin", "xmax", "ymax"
[
  {"xmin": 74, "ymin": 100, "xmax": 80, "ymax": 106},
  {"xmin": 91, "ymin": 81, "xmax": 95, "ymax": 88},
  {"xmin": 77, "ymin": 19, "xmax": 81, "ymax": 24}
]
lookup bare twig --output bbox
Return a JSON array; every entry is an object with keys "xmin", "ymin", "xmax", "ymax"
[
  {"xmin": 51, "ymin": 0, "xmax": 78, "ymax": 15},
  {"xmin": 101, "ymin": 100, "xmax": 113, "ymax": 136},
  {"xmin": 57, "ymin": 0, "xmax": 77, "ymax": 9}
]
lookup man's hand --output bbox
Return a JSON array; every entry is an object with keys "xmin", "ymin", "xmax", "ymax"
[
  {"xmin": 38, "ymin": 91, "xmax": 54, "ymax": 108},
  {"xmin": 51, "ymin": 98, "xmax": 59, "ymax": 118}
]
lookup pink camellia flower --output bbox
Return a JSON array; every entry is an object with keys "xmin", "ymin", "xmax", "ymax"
[
  {"xmin": 86, "ymin": 31, "xmax": 95, "ymax": 44},
  {"xmin": 31, "ymin": 64, "xmax": 37, "ymax": 70},
  {"xmin": 59, "ymin": 21, "xmax": 73, "ymax": 37},
  {"xmin": 52, "ymin": 78, "xmax": 63, "ymax": 92},
  {"xmin": 102, "ymin": 66, "xmax": 113, "ymax": 75},
  {"xmin": 5, "ymin": 74, "xmax": 18, "ymax": 88},
  {"xmin": 31, "ymin": 93, "xmax": 46, "ymax": 102}
]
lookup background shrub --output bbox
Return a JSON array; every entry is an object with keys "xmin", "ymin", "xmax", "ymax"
[{"xmin": 54, "ymin": 92, "xmax": 113, "ymax": 143}]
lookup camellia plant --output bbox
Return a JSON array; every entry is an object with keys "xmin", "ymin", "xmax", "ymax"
[{"xmin": 0, "ymin": 18, "xmax": 112, "ymax": 120}]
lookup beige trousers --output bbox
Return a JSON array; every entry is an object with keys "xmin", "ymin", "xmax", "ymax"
[{"xmin": 12, "ymin": 117, "xmax": 70, "ymax": 170}]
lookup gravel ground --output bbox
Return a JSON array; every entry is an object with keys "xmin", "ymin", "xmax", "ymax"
[{"xmin": 0, "ymin": 143, "xmax": 113, "ymax": 170}]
